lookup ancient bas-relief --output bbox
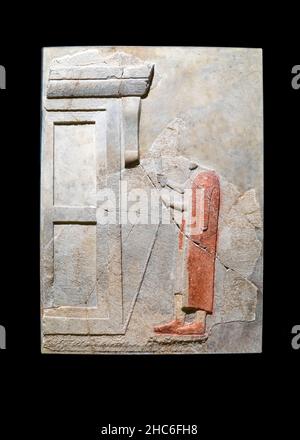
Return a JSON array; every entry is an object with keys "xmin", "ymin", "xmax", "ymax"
[{"xmin": 41, "ymin": 47, "xmax": 263, "ymax": 353}]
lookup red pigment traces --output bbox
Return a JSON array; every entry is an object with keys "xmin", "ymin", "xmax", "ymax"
[
  {"xmin": 187, "ymin": 171, "xmax": 220, "ymax": 314},
  {"xmin": 178, "ymin": 218, "xmax": 186, "ymax": 250}
]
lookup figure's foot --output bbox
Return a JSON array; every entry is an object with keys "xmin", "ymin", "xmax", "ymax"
[
  {"xmin": 175, "ymin": 321, "xmax": 205, "ymax": 335},
  {"xmin": 154, "ymin": 319, "xmax": 183, "ymax": 334}
]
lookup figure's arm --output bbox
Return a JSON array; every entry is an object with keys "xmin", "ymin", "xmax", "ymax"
[
  {"xmin": 157, "ymin": 174, "xmax": 185, "ymax": 194},
  {"xmin": 202, "ymin": 187, "xmax": 212, "ymax": 231},
  {"xmin": 157, "ymin": 174, "xmax": 186, "ymax": 211},
  {"xmin": 206, "ymin": 186, "xmax": 220, "ymax": 233},
  {"xmin": 166, "ymin": 179, "xmax": 185, "ymax": 194},
  {"xmin": 199, "ymin": 182, "xmax": 220, "ymax": 232}
]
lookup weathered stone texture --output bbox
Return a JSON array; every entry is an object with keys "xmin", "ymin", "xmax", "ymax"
[{"xmin": 41, "ymin": 47, "xmax": 263, "ymax": 353}]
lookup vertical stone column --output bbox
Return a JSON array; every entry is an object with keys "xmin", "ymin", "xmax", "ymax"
[{"xmin": 122, "ymin": 97, "xmax": 141, "ymax": 168}]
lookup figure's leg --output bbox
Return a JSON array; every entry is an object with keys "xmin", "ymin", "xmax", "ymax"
[
  {"xmin": 175, "ymin": 309, "xmax": 206, "ymax": 335},
  {"xmin": 195, "ymin": 310, "xmax": 206, "ymax": 325},
  {"xmin": 176, "ymin": 243, "xmax": 212, "ymax": 335},
  {"xmin": 154, "ymin": 294, "xmax": 184, "ymax": 334},
  {"xmin": 175, "ymin": 293, "xmax": 185, "ymax": 321}
]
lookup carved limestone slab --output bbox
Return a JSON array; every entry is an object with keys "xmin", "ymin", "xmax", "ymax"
[{"xmin": 41, "ymin": 47, "xmax": 263, "ymax": 353}]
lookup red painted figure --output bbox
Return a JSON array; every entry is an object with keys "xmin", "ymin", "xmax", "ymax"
[{"xmin": 154, "ymin": 169, "xmax": 220, "ymax": 335}]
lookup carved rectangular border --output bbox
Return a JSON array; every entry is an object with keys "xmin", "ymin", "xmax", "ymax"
[{"xmin": 41, "ymin": 102, "xmax": 125, "ymax": 335}]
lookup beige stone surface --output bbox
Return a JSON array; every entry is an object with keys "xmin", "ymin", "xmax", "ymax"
[{"xmin": 41, "ymin": 46, "xmax": 263, "ymax": 354}]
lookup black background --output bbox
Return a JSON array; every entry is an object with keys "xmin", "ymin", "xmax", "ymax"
[{"xmin": 0, "ymin": 10, "xmax": 299, "ymax": 438}]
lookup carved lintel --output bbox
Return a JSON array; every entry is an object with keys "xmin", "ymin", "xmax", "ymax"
[
  {"xmin": 47, "ymin": 53, "xmax": 154, "ymax": 99},
  {"xmin": 47, "ymin": 79, "xmax": 151, "ymax": 98},
  {"xmin": 49, "ymin": 64, "xmax": 153, "ymax": 80}
]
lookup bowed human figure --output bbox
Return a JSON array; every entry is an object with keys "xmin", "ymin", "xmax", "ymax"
[{"xmin": 154, "ymin": 167, "xmax": 220, "ymax": 335}]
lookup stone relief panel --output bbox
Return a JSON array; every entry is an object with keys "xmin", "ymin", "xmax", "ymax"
[{"xmin": 41, "ymin": 46, "xmax": 263, "ymax": 353}]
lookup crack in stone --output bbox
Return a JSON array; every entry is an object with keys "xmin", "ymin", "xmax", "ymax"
[
  {"xmin": 84, "ymin": 284, "xmax": 96, "ymax": 305},
  {"xmin": 122, "ymin": 223, "xmax": 136, "ymax": 245},
  {"xmin": 208, "ymin": 317, "xmax": 257, "ymax": 336},
  {"xmin": 215, "ymin": 254, "xmax": 259, "ymax": 290},
  {"xmin": 123, "ymin": 221, "xmax": 160, "ymax": 332}
]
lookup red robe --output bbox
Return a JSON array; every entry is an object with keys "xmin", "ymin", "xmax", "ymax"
[{"xmin": 181, "ymin": 170, "xmax": 220, "ymax": 314}]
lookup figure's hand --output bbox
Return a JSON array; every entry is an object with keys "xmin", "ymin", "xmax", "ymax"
[{"xmin": 160, "ymin": 189, "xmax": 185, "ymax": 212}]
